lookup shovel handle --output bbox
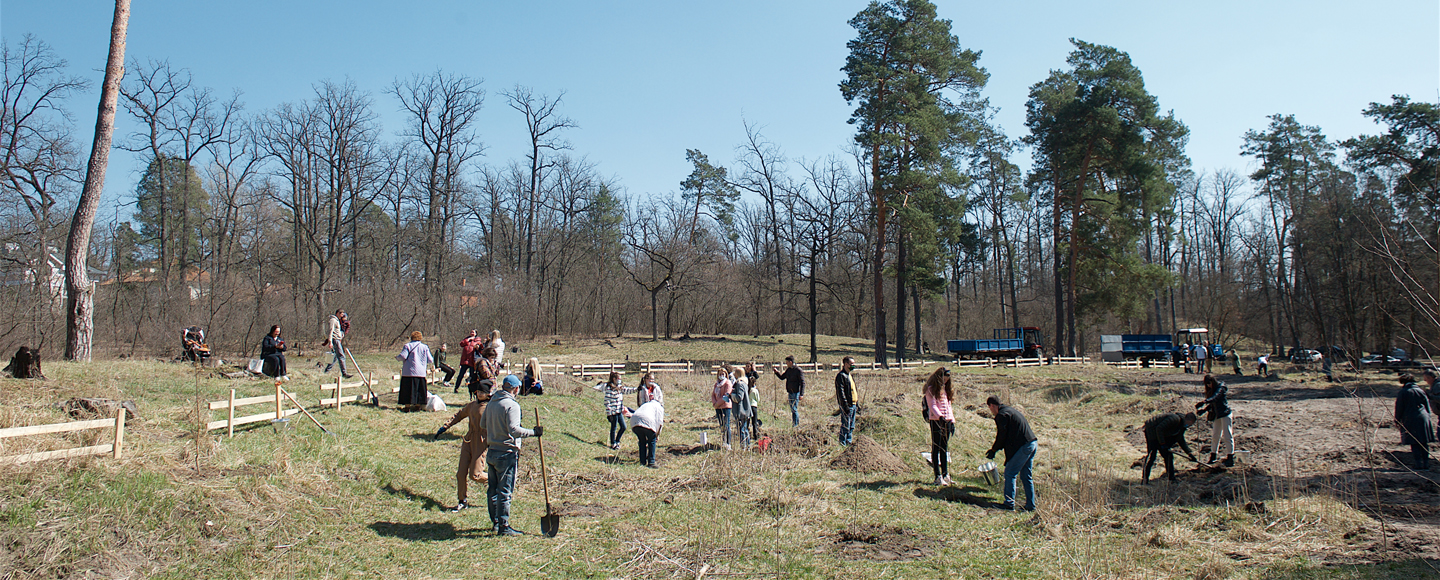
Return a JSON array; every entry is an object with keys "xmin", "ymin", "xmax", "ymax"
[{"xmin": 536, "ymin": 408, "xmax": 551, "ymax": 508}]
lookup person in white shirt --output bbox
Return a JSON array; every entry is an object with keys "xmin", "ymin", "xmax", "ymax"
[
  {"xmin": 486, "ymin": 330, "xmax": 506, "ymax": 367},
  {"xmin": 625, "ymin": 400, "xmax": 664, "ymax": 468}
]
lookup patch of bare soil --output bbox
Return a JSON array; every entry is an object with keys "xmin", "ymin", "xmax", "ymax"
[
  {"xmin": 1120, "ymin": 370, "xmax": 1440, "ymax": 562},
  {"xmin": 827, "ymin": 523, "xmax": 936, "ymax": 561},
  {"xmin": 553, "ymin": 501, "xmax": 629, "ymax": 518},
  {"xmin": 829, "ymin": 435, "xmax": 907, "ymax": 474},
  {"xmin": 770, "ymin": 427, "xmax": 830, "ymax": 458}
]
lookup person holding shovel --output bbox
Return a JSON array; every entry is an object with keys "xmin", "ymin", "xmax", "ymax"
[
  {"xmin": 481, "ymin": 374, "xmax": 542, "ymax": 536},
  {"xmin": 986, "ymin": 395, "xmax": 1037, "ymax": 511},
  {"xmin": 435, "ymin": 391, "xmax": 490, "ymax": 512},
  {"xmin": 1141, "ymin": 412, "xmax": 1200, "ymax": 484},
  {"xmin": 1196, "ymin": 374, "xmax": 1235, "ymax": 467}
]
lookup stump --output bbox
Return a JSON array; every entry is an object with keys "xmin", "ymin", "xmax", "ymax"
[{"xmin": 3, "ymin": 346, "xmax": 43, "ymax": 379}]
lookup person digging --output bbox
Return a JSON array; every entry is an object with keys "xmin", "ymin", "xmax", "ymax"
[
  {"xmin": 1141, "ymin": 412, "xmax": 1200, "ymax": 484},
  {"xmin": 435, "ymin": 391, "xmax": 491, "ymax": 513}
]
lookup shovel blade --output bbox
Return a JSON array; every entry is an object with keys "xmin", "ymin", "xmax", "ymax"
[{"xmin": 541, "ymin": 513, "xmax": 560, "ymax": 537}]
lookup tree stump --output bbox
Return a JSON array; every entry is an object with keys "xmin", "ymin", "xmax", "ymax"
[{"xmin": 3, "ymin": 346, "xmax": 44, "ymax": 379}]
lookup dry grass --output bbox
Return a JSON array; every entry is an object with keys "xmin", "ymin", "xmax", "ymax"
[{"xmin": 0, "ymin": 339, "xmax": 1434, "ymax": 579}]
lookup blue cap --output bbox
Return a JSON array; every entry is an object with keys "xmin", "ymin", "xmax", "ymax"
[{"xmin": 503, "ymin": 374, "xmax": 521, "ymax": 388}]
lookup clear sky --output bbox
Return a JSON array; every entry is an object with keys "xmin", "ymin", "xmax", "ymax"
[{"xmin": 3, "ymin": 0, "xmax": 1437, "ymax": 215}]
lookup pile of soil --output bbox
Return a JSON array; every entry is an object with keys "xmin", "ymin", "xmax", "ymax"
[
  {"xmin": 771, "ymin": 428, "xmax": 830, "ymax": 457},
  {"xmin": 828, "ymin": 435, "xmax": 907, "ymax": 474},
  {"xmin": 828, "ymin": 523, "xmax": 936, "ymax": 561}
]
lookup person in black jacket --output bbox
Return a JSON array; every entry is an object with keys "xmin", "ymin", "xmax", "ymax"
[
  {"xmin": 834, "ymin": 357, "xmax": 857, "ymax": 446},
  {"xmin": 1395, "ymin": 373, "xmax": 1435, "ymax": 470},
  {"xmin": 1142, "ymin": 412, "xmax": 1199, "ymax": 484},
  {"xmin": 1195, "ymin": 374, "xmax": 1235, "ymax": 466},
  {"xmin": 986, "ymin": 396, "xmax": 1038, "ymax": 511},
  {"xmin": 436, "ymin": 343, "xmax": 457, "ymax": 389},
  {"xmin": 260, "ymin": 325, "xmax": 288, "ymax": 380},
  {"xmin": 774, "ymin": 355, "xmax": 806, "ymax": 427}
]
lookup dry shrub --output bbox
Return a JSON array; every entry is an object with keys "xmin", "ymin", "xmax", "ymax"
[{"xmin": 1193, "ymin": 560, "xmax": 1232, "ymax": 580}]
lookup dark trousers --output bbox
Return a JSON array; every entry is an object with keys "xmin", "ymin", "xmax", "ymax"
[
  {"xmin": 437, "ymin": 362, "xmax": 456, "ymax": 384},
  {"xmin": 454, "ymin": 364, "xmax": 472, "ymax": 388},
  {"xmin": 928, "ymin": 419, "xmax": 951, "ymax": 477},
  {"xmin": 634, "ymin": 426, "xmax": 657, "ymax": 466},
  {"xmin": 608, "ymin": 413, "xmax": 626, "ymax": 446},
  {"xmin": 715, "ymin": 408, "xmax": 732, "ymax": 445},
  {"xmin": 262, "ymin": 353, "xmax": 287, "ymax": 377},
  {"xmin": 1412, "ymin": 443, "xmax": 1430, "ymax": 468},
  {"xmin": 1143, "ymin": 433, "xmax": 1177, "ymax": 483}
]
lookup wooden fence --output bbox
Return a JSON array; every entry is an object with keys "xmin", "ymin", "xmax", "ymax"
[
  {"xmin": 204, "ymin": 383, "xmax": 300, "ymax": 437},
  {"xmin": 642, "ymin": 361, "xmax": 693, "ymax": 374},
  {"xmin": 1050, "ymin": 356, "xmax": 1092, "ymax": 365},
  {"xmin": 0, "ymin": 409, "xmax": 127, "ymax": 464}
]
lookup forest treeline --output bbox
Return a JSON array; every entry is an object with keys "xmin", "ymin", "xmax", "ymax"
[{"xmin": 2, "ymin": 0, "xmax": 1436, "ymax": 364}]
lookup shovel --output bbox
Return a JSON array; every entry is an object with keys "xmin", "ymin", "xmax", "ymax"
[{"xmin": 536, "ymin": 408, "xmax": 560, "ymax": 537}]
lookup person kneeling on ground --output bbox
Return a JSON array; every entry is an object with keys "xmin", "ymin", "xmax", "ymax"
[
  {"xmin": 1142, "ymin": 412, "xmax": 1199, "ymax": 484},
  {"xmin": 435, "ymin": 391, "xmax": 490, "ymax": 512},
  {"xmin": 986, "ymin": 395, "xmax": 1038, "ymax": 511},
  {"xmin": 481, "ymin": 374, "xmax": 542, "ymax": 536},
  {"xmin": 626, "ymin": 399, "xmax": 664, "ymax": 468}
]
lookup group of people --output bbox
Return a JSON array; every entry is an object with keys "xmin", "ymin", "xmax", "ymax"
[
  {"xmin": 916, "ymin": 366, "xmax": 1038, "ymax": 511},
  {"xmin": 1139, "ymin": 373, "xmax": 1236, "ymax": 484},
  {"xmin": 433, "ymin": 365, "xmax": 545, "ymax": 535}
]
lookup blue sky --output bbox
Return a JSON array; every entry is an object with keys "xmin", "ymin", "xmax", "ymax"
[{"xmin": 4, "ymin": 1, "xmax": 1437, "ymax": 215}]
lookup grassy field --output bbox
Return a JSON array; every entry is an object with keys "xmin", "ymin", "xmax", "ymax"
[{"xmin": 1, "ymin": 334, "xmax": 1435, "ymax": 579}]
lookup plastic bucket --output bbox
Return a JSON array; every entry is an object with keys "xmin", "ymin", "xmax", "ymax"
[{"xmin": 978, "ymin": 461, "xmax": 1000, "ymax": 486}]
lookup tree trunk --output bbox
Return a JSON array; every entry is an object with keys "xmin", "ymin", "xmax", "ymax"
[
  {"xmin": 809, "ymin": 249, "xmax": 818, "ymax": 364},
  {"xmin": 896, "ymin": 231, "xmax": 908, "ymax": 363},
  {"xmin": 65, "ymin": 0, "xmax": 129, "ymax": 362}
]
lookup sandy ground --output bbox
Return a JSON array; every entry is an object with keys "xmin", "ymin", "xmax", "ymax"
[{"xmin": 1127, "ymin": 367, "xmax": 1440, "ymax": 561}]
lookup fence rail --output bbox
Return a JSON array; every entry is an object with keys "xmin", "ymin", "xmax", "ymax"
[
  {"xmin": 204, "ymin": 383, "xmax": 299, "ymax": 436},
  {"xmin": 0, "ymin": 409, "xmax": 126, "ymax": 464}
]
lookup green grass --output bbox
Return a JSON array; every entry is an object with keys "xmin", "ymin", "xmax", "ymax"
[{"xmin": 0, "ymin": 335, "xmax": 1428, "ymax": 579}]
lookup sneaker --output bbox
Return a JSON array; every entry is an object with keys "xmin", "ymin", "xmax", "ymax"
[
  {"xmin": 942, "ymin": 476, "xmax": 953, "ymax": 485},
  {"xmin": 933, "ymin": 476, "xmax": 944, "ymax": 486},
  {"xmin": 497, "ymin": 527, "xmax": 524, "ymax": 536},
  {"xmin": 611, "ymin": 443, "xmax": 619, "ymax": 450},
  {"xmin": 342, "ymin": 373, "xmax": 355, "ymax": 379},
  {"xmin": 646, "ymin": 463, "xmax": 658, "ymax": 469},
  {"xmin": 280, "ymin": 375, "xmax": 290, "ymax": 382},
  {"xmin": 450, "ymin": 501, "xmax": 468, "ymax": 513}
]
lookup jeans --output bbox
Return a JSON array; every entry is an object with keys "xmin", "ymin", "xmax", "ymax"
[
  {"xmin": 928, "ymin": 419, "xmax": 951, "ymax": 477},
  {"xmin": 485, "ymin": 448, "xmax": 518, "ymax": 530},
  {"xmin": 735, "ymin": 412, "xmax": 751, "ymax": 446},
  {"xmin": 788, "ymin": 393, "xmax": 800, "ymax": 427},
  {"xmin": 1002, "ymin": 440, "xmax": 1038, "ymax": 510},
  {"xmin": 633, "ymin": 426, "xmax": 657, "ymax": 466},
  {"xmin": 608, "ymin": 413, "xmax": 627, "ymax": 446},
  {"xmin": 839, "ymin": 404, "xmax": 857, "ymax": 446},
  {"xmin": 715, "ymin": 408, "xmax": 731, "ymax": 445},
  {"xmin": 324, "ymin": 339, "xmax": 349, "ymax": 375}
]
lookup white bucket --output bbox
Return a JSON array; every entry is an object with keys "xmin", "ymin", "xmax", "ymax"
[{"xmin": 700, "ymin": 432, "xmax": 707, "ymax": 446}]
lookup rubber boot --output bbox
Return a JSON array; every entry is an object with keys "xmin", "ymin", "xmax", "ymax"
[
  {"xmin": 1207, "ymin": 453, "xmax": 1216, "ymax": 465},
  {"xmin": 1222, "ymin": 454, "xmax": 1235, "ymax": 467}
]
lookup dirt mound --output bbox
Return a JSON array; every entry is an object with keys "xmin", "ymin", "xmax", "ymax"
[
  {"xmin": 771, "ymin": 428, "xmax": 830, "ymax": 457},
  {"xmin": 828, "ymin": 523, "xmax": 936, "ymax": 561},
  {"xmin": 829, "ymin": 435, "xmax": 907, "ymax": 474},
  {"xmin": 1235, "ymin": 434, "xmax": 1283, "ymax": 453}
]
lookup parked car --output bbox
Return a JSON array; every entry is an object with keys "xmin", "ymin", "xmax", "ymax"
[
  {"xmin": 1359, "ymin": 354, "xmax": 1403, "ymax": 368},
  {"xmin": 1291, "ymin": 349, "xmax": 1322, "ymax": 364}
]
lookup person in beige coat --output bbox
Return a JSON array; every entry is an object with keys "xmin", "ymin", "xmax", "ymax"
[{"xmin": 435, "ymin": 393, "xmax": 490, "ymax": 512}]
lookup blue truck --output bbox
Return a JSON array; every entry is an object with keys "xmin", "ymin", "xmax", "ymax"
[
  {"xmin": 1101, "ymin": 328, "xmax": 1222, "ymax": 364},
  {"xmin": 948, "ymin": 327, "xmax": 1045, "ymax": 360}
]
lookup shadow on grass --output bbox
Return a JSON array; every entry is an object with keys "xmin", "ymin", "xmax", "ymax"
[
  {"xmin": 368, "ymin": 521, "xmax": 491, "ymax": 541},
  {"xmin": 407, "ymin": 431, "xmax": 457, "ymax": 442},
  {"xmin": 848, "ymin": 479, "xmax": 905, "ymax": 491},
  {"xmin": 380, "ymin": 483, "xmax": 447, "ymax": 511},
  {"xmin": 913, "ymin": 486, "xmax": 1005, "ymax": 508}
]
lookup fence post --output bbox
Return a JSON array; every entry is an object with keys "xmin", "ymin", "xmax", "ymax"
[
  {"xmin": 113, "ymin": 407, "xmax": 126, "ymax": 459},
  {"xmin": 335, "ymin": 377, "xmax": 344, "ymax": 410},
  {"xmin": 227, "ymin": 389, "xmax": 236, "ymax": 438},
  {"xmin": 275, "ymin": 381, "xmax": 283, "ymax": 420}
]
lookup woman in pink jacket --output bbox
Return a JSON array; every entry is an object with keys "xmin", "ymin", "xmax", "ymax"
[
  {"xmin": 711, "ymin": 365, "xmax": 734, "ymax": 449},
  {"xmin": 923, "ymin": 367, "xmax": 956, "ymax": 485}
]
